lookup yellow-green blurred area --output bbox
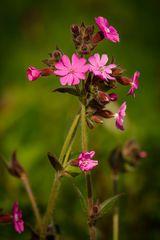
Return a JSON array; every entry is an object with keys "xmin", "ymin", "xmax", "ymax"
[{"xmin": 0, "ymin": 0, "xmax": 160, "ymax": 239}]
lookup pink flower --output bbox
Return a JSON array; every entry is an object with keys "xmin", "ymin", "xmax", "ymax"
[
  {"xmin": 27, "ymin": 66, "xmax": 42, "ymax": 81},
  {"xmin": 78, "ymin": 151, "xmax": 98, "ymax": 172},
  {"xmin": 95, "ymin": 16, "xmax": 120, "ymax": 43},
  {"xmin": 88, "ymin": 53, "xmax": 116, "ymax": 80},
  {"xmin": 12, "ymin": 202, "xmax": 24, "ymax": 234},
  {"xmin": 114, "ymin": 102, "xmax": 127, "ymax": 131},
  {"xmin": 128, "ymin": 71, "xmax": 140, "ymax": 97},
  {"xmin": 54, "ymin": 54, "xmax": 89, "ymax": 85}
]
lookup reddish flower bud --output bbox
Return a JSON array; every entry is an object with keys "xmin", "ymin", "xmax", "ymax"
[
  {"xmin": 41, "ymin": 68, "xmax": 54, "ymax": 76},
  {"xmin": 91, "ymin": 115, "xmax": 103, "ymax": 124},
  {"xmin": 116, "ymin": 76, "xmax": 131, "ymax": 86},
  {"xmin": 112, "ymin": 66, "xmax": 125, "ymax": 77},
  {"xmin": 96, "ymin": 109, "xmax": 114, "ymax": 118},
  {"xmin": 0, "ymin": 213, "xmax": 11, "ymax": 223},
  {"xmin": 7, "ymin": 152, "xmax": 25, "ymax": 178},
  {"xmin": 98, "ymin": 91, "xmax": 110, "ymax": 103},
  {"xmin": 109, "ymin": 93, "xmax": 118, "ymax": 101},
  {"xmin": 92, "ymin": 31, "xmax": 104, "ymax": 44}
]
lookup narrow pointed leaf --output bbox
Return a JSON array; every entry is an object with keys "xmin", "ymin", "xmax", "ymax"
[
  {"xmin": 48, "ymin": 153, "xmax": 63, "ymax": 172},
  {"xmin": 52, "ymin": 87, "xmax": 80, "ymax": 96}
]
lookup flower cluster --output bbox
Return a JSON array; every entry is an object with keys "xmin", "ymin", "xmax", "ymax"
[{"xmin": 26, "ymin": 16, "xmax": 140, "ymax": 132}]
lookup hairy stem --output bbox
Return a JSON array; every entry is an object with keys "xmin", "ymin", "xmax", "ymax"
[
  {"xmin": 21, "ymin": 173, "xmax": 42, "ymax": 231},
  {"xmin": 59, "ymin": 113, "xmax": 80, "ymax": 164},
  {"xmin": 113, "ymin": 173, "xmax": 119, "ymax": 240},
  {"xmin": 81, "ymin": 103, "xmax": 96, "ymax": 240},
  {"xmin": 40, "ymin": 174, "xmax": 60, "ymax": 240}
]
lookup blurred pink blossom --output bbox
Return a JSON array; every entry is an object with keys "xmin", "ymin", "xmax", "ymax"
[
  {"xmin": 78, "ymin": 151, "xmax": 98, "ymax": 172},
  {"xmin": 12, "ymin": 202, "xmax": 24, "ymax": 234},
  {"xmin": 27, "ymin": 66, "xmax": 42, "ymax": 81},
  {"xmin": 114, "ymin": 102, "xmax": 127, "ymax": 130},
  {"xmin": 128, "ymin": 71, "xmax": 140, "ymax": 97},
  {"xmin": 54, "ymin": 54, "xmax": 89, "ymax": 85},
  {"xmin": 88, "ymin": 53, "xmax": 116, "ymax": 80},
  {"xmin": 95, "ymin": 16, "xmax": 120, "ymax": 43}
]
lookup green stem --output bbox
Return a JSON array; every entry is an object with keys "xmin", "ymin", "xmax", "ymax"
[
  {"xmin": 113, "ymin": 173, "xmax": 119, "ymax": 240},
  {"xmin": 81, "ymin": 103, "xmax": 96, "ymax": 240},
  {"xmin": 59, "ymin": 113, "xmax": 80, "ymax": 164},
  {"xmin": 21, "ymin": 173, "xmax": 42, "ymax": 231},
  {"xmin": 40, "ymin": 174, "xmax": 60, "ymax": 240}
]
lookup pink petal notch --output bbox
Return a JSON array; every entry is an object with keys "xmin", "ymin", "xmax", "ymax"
[
  {"xmin": 114, "ymin": 102, "xmax": 127, "ymax": 131},
  {"xmin": 78, "ymin": 151, "xmax": 98, "ymax": 172},
  {"xmin": 88, "ymin": 53, "xmax": 116, "ymax": 81},
  {"xmin": 54, "ymin": 53, "xmax": 89, "ymax": 86},
  {"xmin": 95, "ymin": 16, "xmax": 120, "ymax": 43},
  {"xmin": 12, "ymin": 202, "xmax": 24, "ymax": 234},
  {"xmin": 27, "ymin": 66, "xmax": 42, "ymax": 81},
  {"xmin": 128, "ymin": 71, "xmax": 140, "ymax": 97}
]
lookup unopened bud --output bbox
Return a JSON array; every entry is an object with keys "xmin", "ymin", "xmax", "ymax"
[
  {"xmin": 41, "ymin": 68, "xmax": 54, "ymax": 76},
  {"xmin": 116, "ymin": 76, "xmax": 131, "ymax": 86},
  {"xmin": 8, "ymin": 152, "xmax": 25, "ymax": 178},
  {"xmin": 92, "ymin": 31, "xmax": 104, "ymax": 44},
  {"xmin": 0, "ymin": 213, "xmax": 11, "ymax": 223},
  {"xmin": 112, "ymin": 66, "xmax": 125, "ymax": 77},
  {"xmin": 96, "ymin": 109, "xmax": 114, "ymax": 118},
  {"xmin": 91, "ymin": 115, "xmax": 103, "ymax": 124},
  {"xmin": 109, "ymin": 93, "xmax": 118, "ymax": 101},
  {"xmin": 98, "ymin": 91, "xmax": 110, "ymax": 103}
]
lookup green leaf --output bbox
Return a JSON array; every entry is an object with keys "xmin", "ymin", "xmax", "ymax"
[
  {"xmin": 52, "ymin": 87, "xmax": 80, "ymax": 96},
  {"xmin": 48, "ymin": 152, "xmax": 63, "ymax": 172},
  {"xmin": 98, "ymin": 194, "xmax": 122, "ymax": 219},
  {"xmin": 65, "ymin": 165, "xmax": 81, "ymax": 177}
]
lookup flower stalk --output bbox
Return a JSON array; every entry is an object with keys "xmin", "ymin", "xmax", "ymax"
[
  {"xmin": 20, "ymin": 173, "xmax": 42, "ymax": 231},
  {"xmin": 81, "ymin": 103, "xmax": 96, "ymax": 240},
  {"xmin": 112, "ymin": 173, "xmax": 119, "ymax": 240}
]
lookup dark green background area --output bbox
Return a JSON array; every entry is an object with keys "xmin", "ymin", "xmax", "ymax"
[{"xmin": 0, "ymin": 0, "xmax": 160, "ymax": 239}]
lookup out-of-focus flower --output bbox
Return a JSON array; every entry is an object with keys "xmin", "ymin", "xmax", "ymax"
[
  {"xmin": 95, "ymin": 16, "xmax": 120, "ymax": 43},
  {"xmin": 128, "ymin": 71, "xmax": 140, "ymax": 97},
  {"xmin": 12, "ymin": 202, "xmax": 24, "ymax": 234},
  {"xmin": 54, "ymin": 54, "xmax": 89, "ymax": 85},
  {"xmin": 78, "ymin": 151, "xmax": 98, "ymax": 172},
  {"xmin": 27, "ymin": 66, "xmax": 42, "ymax": 81},
  {"xmin": 114, "ymin": 102, "xmax": 127, "ymax": 130},
  {"xmin": 88, "ymin": 53, "xmax": 116, "ymax": 81}
]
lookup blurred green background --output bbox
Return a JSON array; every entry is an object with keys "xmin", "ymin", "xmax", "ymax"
[{"xmin": 0, "ymin": 0, "xmax": 160, "ymax": 239}]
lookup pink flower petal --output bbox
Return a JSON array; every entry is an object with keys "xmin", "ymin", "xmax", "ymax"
[
  {"xmin": 100, "ymin": 54, "xmax": 108, "ymax": 65},
  {"xmin": 61, "ymin": 55, "xmax": 71, "ymax": 67}
]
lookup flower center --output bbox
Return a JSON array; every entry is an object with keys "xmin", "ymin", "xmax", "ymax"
[
  {"xmin": 69, "ymin": 67, "xmax": 75, "ymax": 74},
  {"xmin": 15, "ymin": 213, "xmax": 19, "ymax": 222},
  {"xmin": 99, "ymin": 66, "xmax": 105, "ymax": 72},
  {"xmin": 106, "ymin": 27, "xmax": 110, "ymax": 33}
]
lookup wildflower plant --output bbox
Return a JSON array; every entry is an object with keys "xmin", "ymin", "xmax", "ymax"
[{"xmin": 0, "ymin": 16, "xmax": 143, "ymax": 240}]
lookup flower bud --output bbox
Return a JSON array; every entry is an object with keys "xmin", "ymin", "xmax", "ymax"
[
  {"xmin": 27, "ymin": 66, "xmax": 42, "ymax": 81},
  {"xmin": 91, "ymin": 115, "xmax": 103, "ymax": 124},
  {"xmin": 112, "ymin": 66, "xmax": 125, "ymax": 77},
  {"xmin": 92, "ymin": 31, "xmax": 104, "ymax": 44},
  {"xmin": 109, "ymin": 93, "xmax": 118, "ymax": 101},
  {"xmin": 116, "ymin": 76, "xmax": 131, "ymax": 86},
  {"xmin": 96, "ymin": 109, "xmax": 114, "ymax": 118},
  {"xmin": 8, "ymin": 152, "xmax": 25, "ymax": 178},
  {"xmin": 98, "ymin": 91, "xmax": 110, "ymax": 103},
  {"xmin": 108, "ymin": 147, "xmax": 125, "ymax": 174},
  {"xmin": 41, "ymin": 68, "xmax": 54, "ymax": 76}
]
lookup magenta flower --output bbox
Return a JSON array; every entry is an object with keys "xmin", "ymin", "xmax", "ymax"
[
  {"xmin": 128, "ymin": 71, "xmax": 140, "ymax": 97},
  {"xmin": 114, "ymin": 102, "xmax": 127, "ymax": 131},
  {"xmin": 54, "ymin": 54, "xmax": 89, "ymax": 85},
  {"xmin": 78, "ymin": 151, "xmax": 98, "ymax": 172},
  {"xmin": 27, "ymin": 66, "xmax": 42, "ymax": 81},
  {"xmin": 12, "ymin": 202, "xmax": 24, "ymax": 234},
  {"xmin": 95, "ymin": 16, "xmax": 120, "ymax": 43},
  {"xmin": 88, "ymin": 53, "xmax": 116, "ymax": 81}
]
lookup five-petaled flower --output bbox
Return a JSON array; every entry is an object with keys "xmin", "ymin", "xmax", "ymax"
[
  {"xmin": 128, "ymin": 71, "xmax": 140, "ymax": 97},
  {"xmin": 95, "ymin": 16, "xmax": 120, "ymax": 43},
  {"xmin": 27, "ymin": 66, "xmax": 42, "ymax": 81},
  {"xmin": 88, "ymin": 53, "xmax": 116, "ymax": 81},
  {"xmin": 78, "ymin": 151, "xmax": 98, "ymax": 172},
  {"xmin": 12, "ymin": 202, "xmax": 24, "ymax": 234},
  {"xmin": 54, "ymin": 53, "xmax": 89, "ymax": 85},
  {"xmin": 114, "ymin": 102, "xmax": 127, "ymax": 131}
]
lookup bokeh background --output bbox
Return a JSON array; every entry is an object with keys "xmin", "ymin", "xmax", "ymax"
[{"xmin": 0, "ymin": 0, "xmax": 160, "ymax": 239}]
